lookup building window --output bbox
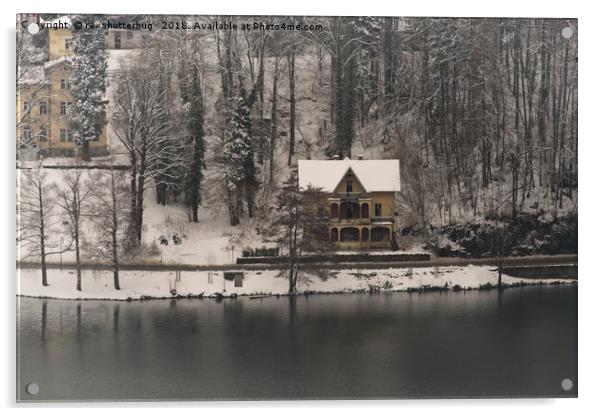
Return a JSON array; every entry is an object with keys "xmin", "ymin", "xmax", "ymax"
[
  {"xmin": 60, "ymin": 79, "xmax": 70, "ymax": 89},
  {"xmin": 39, "ymin": 101, "xmax": 47, "ymax": 115},
  {"xmin": 361, "ymin": 203, "xmax": 369, "ymax": 218},
  {"xmin": 127, "ymin": 30, "xmax": 133, "ymax": 39},
  {"xmin": 23, "ymin": 101, "xmax": 30, "ymax": 113},
  {"xmin": 39, "ymin": 127, "xmax": 48, "ymax": 142},
  {"xmin": 330, "ymin": 203, "xmax": 339, "ymax": 219},
  {"xmin": 60, "ymin": 129, "xmax": 66, "ymax": 142},
  {"xmin": 114, "ymin": 32, "xmax": 122, "ymax": 49},
  {"xmin": 60, "ymin": 102, "xmax": 72, "ymax": 115},
  {"xmin": 22, "ymin": 126, "xmax": 32, "ymax": 141},
  {"xmin": 375, "ymin": 203, "xmax": 382, "ymax": 217},
  {"xmin": 330, "ymin": 228, "xmax": 338, "ymax": 242},
  {"xmin": 340, "ymin": 227, "xmax": 359, "ymax": 242},
  {"xmin": 346, "ymin": 180, "xmax": 353, "ymax": 193},
  {"xmin": 341, "ymin": 202, "xmax": 359, "ymax": 219},
  {"xmin": 67, "ymin": 130, "xmax": 74, "ymax": 142},
  {"xmin": 371, "ymin": 227, "xmax": 390, "ymax": 242},
  {"xmin": 65, "ymin": 38, "xmax": 72, "ymax": 50}
]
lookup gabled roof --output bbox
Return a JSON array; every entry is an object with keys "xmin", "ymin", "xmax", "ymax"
[{"xmin": 298, "ymin": 158, "xmax": 401, "ymax": 193}]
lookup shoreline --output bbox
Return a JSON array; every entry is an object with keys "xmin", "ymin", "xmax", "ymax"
[
  {"xmin": 17, "ymin": 264, "xmax": 577, "ymax": 302},
  {"xmin": 17, "ymin": 281, "xmax": 577, "ymax": 303}
]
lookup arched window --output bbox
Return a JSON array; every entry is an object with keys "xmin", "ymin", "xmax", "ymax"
[
  {"xmin": 330, "ymin": 228, "xmax": 339, "ymax": 242},
  {"xmin": 361, "ymin": 228, "xmax": 370, "ymax": 242},
  {"xmin": 361, "ymin": 203, "xmax": 369, "ymax": 218},
  {"xmin": 371, "ymin": 227, "xmax": 390, "ymax": 242},
  {"xmin": 341, "ymin": 202, "xmax": 360, "ymax": 219},
  {"xmin": 340, "ymin": 227, "xmax": 359, "ymax": 242},
  {"xmin": 330, "ymin": 203, "xmax": 339, "ymax": 219}
]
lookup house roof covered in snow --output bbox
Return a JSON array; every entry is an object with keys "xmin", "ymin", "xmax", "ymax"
[
  {"xmin": 44, "ymin": 55, "xmax": 72, "ymax": 70},
  {"xmin": 17, "ymin": 65, "xmax": 45, "ymax": 85},
  {"xmin": 297, "ymin": 158, "xmax": 401, "ymax": 193},
  {"xmin": 41, "ymin": 15, "xmax": 73, "ymax": 27}
]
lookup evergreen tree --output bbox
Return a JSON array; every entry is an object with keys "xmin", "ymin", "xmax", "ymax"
[
  {"xmin": 70, "ymin": 20, "xmax": 108, "ymax": 161},
  {"xmin": 186, "ymin": 65, "xmax": 205, "ymax": 222},
  {"xmin": 219, "ymin": 91, "xmax": 254, "ymax": 225}
]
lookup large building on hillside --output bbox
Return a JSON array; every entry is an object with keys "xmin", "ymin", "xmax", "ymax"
[
  {"xmin": 17, "ymin": 16, "xmax": 143, "ymax": 158},
  {"xmin": 298, "ymin": 157, "xmax": 401, "ymax": 250}
]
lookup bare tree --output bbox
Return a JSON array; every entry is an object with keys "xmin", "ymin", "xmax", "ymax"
[
  {"xmin": 263, "ymin": 171, "xmax": 335, "ymax": 294},
  {"xmin": 85, "ymin": 165, "xmax": 130, "ymax": 290},
  {"xmin": 111, "ymin": 59, "xmax": 184, "ymax": 245},
  {"xmin": 17, "ymin": 165, "xmax": 67, "ymax": 286},
  {"xmin": 55, "ymin": 167, "xmax": 92, "ymax": 291}
]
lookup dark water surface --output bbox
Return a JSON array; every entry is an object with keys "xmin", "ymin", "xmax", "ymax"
[{"xmin": 17, "ymin": 286, "xmax": 577, "ymax": 401}]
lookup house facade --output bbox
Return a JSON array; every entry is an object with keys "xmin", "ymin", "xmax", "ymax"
[
  {"xmin": 17, "ymin": 16, "xmax": 143, "ymax": 158},
  {"xmin": 298, "ymin": 158, "xmax": 401, "ymax": 250}
]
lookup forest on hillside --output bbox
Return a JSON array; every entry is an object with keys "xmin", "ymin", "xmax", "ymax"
[{"xmin": 20, "ymin": 15, "xmax": 578, "ymax": 260}]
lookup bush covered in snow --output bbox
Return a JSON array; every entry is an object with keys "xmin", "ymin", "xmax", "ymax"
[{"xmin": 426, "ymin": 211, "xmax": 577, "ymax": 258}]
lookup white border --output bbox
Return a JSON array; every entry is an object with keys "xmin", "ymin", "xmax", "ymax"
[{"xmin": 2, "ymin": 1, "xmax": 599, "ymax": 414}]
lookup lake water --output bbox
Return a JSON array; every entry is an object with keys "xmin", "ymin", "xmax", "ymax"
[{"xmin": 17, "ymin": 286, "xmax": 577, "ymax": 401}]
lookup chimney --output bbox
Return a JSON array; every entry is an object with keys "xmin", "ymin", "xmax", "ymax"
[{"xmin": 357, "ymin": 155, "xmax": 364, "ymax": 160}]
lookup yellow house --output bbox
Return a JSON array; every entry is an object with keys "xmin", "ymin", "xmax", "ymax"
[
  {"xmin": 298, "ymin": 157, "xmax": 401, "ymax": 250},
  {"xmin": 17, "ymin": 16, "xmax": 109, "ymax": 158}
]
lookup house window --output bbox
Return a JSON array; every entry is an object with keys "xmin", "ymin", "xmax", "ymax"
[
  {"xmin": 65, "ymin": 38, "xmax": 72, "ymax": 50},
  {"xmin": 60, "ymin": 129, "xmax": 66, "ymax": 142},
  {"xmin": 22, "ymin": 126, "xmax": 32, "ymax": 141},
  {"xmin": 114, "ymin": 32, "xmax": 122, "ymax": 49},
  {"xmin": 39, "ymin": 127, "xmax": 48, "ymax": 142},
  {"xmin": 127, "ymin": 30, "xmax": 133, "ymax": 39},
  {"xmin": 375, "ymin": 203, "xmax": 382, "ymax": 217},
  {"xmin": 23, "ymin": 101, "xmax": 30, "ymax": 113},
  {"xmin": 60, "ymin": 102, "xmax": 72, "ymax": 115},
  {"xmin": 60, "ymin": 79, "xmax": 70, "ymax": 90},
  {"xmin": 330, "ymin": 203, "xmax": 339, "ymax": 219},
  {"xmin": 67, "ymin": 130, "xmax": 74, "ymax": 142},
  {"xmin": 346, "ymin": 180, "xmax": 353, "ymax": 193},
  {"xmin": 340, "ymin": 227, "xmax": 359, "ymax": 242},
  {"xmin": 361, "ymin": 203, "xmax": 369, "ymax": 218},
  {"xmin": 39, "ymin": 101, "xmax": 47, "ymax": 115},
  {"xmin": 371, "ymin": 227, "xmax": 390, "ymax": 242},
  {"xmin": 341, "ymin": 202, "xmax": 359, "ymax": 220}
]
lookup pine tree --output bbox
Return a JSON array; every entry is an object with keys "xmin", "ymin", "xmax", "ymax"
[
  {"xmin": 70, "ymin": 20, "xmax": 108, "ymax": 161},
  {"xmin": 186, "ymin": 65, "xmax": 205, "ymax": 222},
  {"xmin": 219, "ymin": 90, "xmax": 255, "ymax": 225}
]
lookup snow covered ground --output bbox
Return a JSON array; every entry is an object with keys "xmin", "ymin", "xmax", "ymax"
[{"xmin": 17, "ymin": 265, "xmax": 575, "ymax": 301}]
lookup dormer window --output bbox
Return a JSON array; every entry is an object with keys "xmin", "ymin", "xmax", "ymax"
[{"xmin": 346, "ymin": 180, "xmax": 353, "ymax": 193}]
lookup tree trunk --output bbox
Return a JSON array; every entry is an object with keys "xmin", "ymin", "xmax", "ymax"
[
  {"xmin": 75, "ymin": 221, "xmax": 82, "ymax": 291},
  {"xmin": 81, "ymin": 140, "xmax": 91, "ymax": 162},
  {"xmin": 38, "ymin": 182, "xmax": 49, "ymax": 286},
  {"xmin": 287, "ymin": 51, "xmax": 296, "ymax": 166},
  {"xmin": 128, "ymin": 151, "xmax": 138, "ymax": 248}
]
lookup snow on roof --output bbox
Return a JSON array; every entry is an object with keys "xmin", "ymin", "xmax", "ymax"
[
  {"xmin": 44, "ymin": 56, "xmax": 71, "ymax": 69},
  {"xmin": 41, "ymin": 15, "xmax": 73, "ymax": 26},
  {"xmin": 18, "ymin": 65, "xmax": 45, "ymax": 85},
  {"xmin": 298, "ymin": 158, "xmax": 401, "ymax": 193}
]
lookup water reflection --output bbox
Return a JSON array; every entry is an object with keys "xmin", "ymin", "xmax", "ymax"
[{"xmin": 18, "ymin": 286, "xmax": 577, "ymax": 401}]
